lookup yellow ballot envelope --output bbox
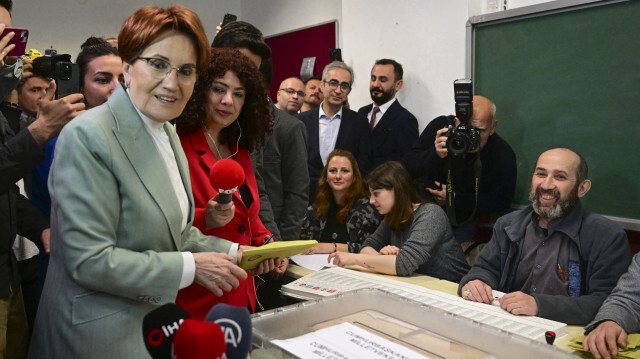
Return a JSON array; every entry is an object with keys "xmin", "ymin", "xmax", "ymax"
[{"xmin": 239, "ymin": 240, "xmax": 318, "ymax": 270}]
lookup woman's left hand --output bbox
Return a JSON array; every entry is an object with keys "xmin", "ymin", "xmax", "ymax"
[
  {"xmin": 379, "ymin": 245, "xmax": 401, "ymax": 255},
  {"xmin": 268, "ymin": 257, "xmax": 289, "ymax": 279},
  {"xmin": 238, "ymin": 246, "xmax": 282, "ymax": 276},
  {"xmin": 248, "ymin": 258, "xmax": 282, "ymax": 276},
  {"xmin": 328, "ymin": 251, "xmax": 358, "ymax": 267}
]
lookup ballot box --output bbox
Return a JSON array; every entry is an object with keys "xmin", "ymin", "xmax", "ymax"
[{"xmin": 250, "ymin": 288, "xmax": 574, "ymax": 359}]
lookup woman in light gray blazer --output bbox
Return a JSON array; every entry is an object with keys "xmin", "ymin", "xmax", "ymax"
[{"xmin": 28, "ymin": 6, "xmax": 275, "ymax": 358}]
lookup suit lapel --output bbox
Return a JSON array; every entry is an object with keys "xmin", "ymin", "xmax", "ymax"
[
  {"xmin": 309, "ymin": 108, "xmax": 320, "ymax": 154},
  {"xmin": 304, "ymin": 109, "xmax": 322, "ymax": 166},
  {"xmin": 335, "ymin": 108, "xmax": 350, "ymax": 147},
  {"xmin": 165, "ymin": 124, "xmax": 195, "ymax": 232},
  {"xmin": 108, "ymin": 85, "xmax": 183, "ymax": 248}
]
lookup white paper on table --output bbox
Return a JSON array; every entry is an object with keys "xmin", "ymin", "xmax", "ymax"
[
  {"xmin": 290, "ymin": 253, "xmax": 336, "ymax": 271},
  {"xmin": 272, "ymin": 322, "xmax": 431, "ymax": 359}
]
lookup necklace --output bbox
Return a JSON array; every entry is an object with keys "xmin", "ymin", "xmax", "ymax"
[{"xmin": 203, "ymin": 123, "xmax": 241, "ymax": 159}]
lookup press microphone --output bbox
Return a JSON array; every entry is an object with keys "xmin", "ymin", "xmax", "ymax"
[
  {"xmin": 142, "ymin": 303, "xmax": 189, "ymax": 359},
  {"xmin": 209, "ymin": 158, "xmax": 245, "ymax": 204},
  {"xmin": 205, "ymin": 303, "xmax": 252, "ymax": 359},
  {"xmin": 171, "ymin": 319, "xmax": 227, "ymax": 359}
]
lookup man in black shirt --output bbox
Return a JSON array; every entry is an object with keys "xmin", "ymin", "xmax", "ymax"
[{"xmin": 403, "ymin": 96, "xmax": 516, "ymax": 243}]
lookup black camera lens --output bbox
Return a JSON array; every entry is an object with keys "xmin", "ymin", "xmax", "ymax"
[
  {"xmin": 450, "ymin": 136, "xmax": 467, "ymax": 151},
  {"xmin": 446, "ymin": 124, "xmax": 481, "ymax": 156}
]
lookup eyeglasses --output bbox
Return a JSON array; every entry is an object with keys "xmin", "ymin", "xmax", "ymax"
[
  {"xmin": 138, "ymin": 57, "xmax": 197, "ymax": 83},
  {"xmin": 323, "ymin": 79, "xmax": 351, "ymax": 91},
  {"xmin": 279, "ymin": 88, "xmax": 305, "ymax": 97}
]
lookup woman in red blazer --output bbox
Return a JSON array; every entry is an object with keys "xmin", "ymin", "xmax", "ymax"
[{"xmin": 176, "ymin": 48, "xmax": 281, "ymax": 318}]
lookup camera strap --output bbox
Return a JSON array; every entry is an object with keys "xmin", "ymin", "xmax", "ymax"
[{"xmin": 445, "ymin": 155, "xmax": 481, "ymax": 227}]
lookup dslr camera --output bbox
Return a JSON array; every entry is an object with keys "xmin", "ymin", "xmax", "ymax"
[{"xmin": 446, "ymin": 79, "xmax": 480, "ymax": 156}]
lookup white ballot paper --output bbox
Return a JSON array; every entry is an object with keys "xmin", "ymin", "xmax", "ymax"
[
  {"xmin": 290, "ymin": 254, "xmax": 336, "ymax": 271},
  {"xmin": 272, "ymin": 322, "xmax": 430, "ymax": 359}
]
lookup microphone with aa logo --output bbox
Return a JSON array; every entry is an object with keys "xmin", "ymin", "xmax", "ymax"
[
  {"xmin": 142, "ymin": 303, "xmax": 189, "ymax": 359},
  {"xmin": 205, "ymin": 303, "xmax": 252, "ymax": 359},
  {"xmin": 209, "ymin": 159, "xmax": 245, "ymax": 204}
]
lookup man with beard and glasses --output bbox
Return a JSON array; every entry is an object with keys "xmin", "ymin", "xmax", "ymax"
[
  {"xmin": 403, "ymin": 96, "xmax": 516, "ymax": 245},
  {"xmin": 458, "ymin": 148, "xmax": 631, "ymax": 325},
  {"xmin": 357, "ymin": 59, "xmax": 418, "ymax": 168},
  {"xmin": 300, "ymin": 77, "xmax": 323, "ymax": 113}
]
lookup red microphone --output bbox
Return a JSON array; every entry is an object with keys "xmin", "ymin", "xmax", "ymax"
[
  {"xmin": 172, "ymin": 319, "xmax": 227, "ymax": 359},
  {"xmin": 209, "ymin": 159, "xmax": 245, "ymax": 204}
]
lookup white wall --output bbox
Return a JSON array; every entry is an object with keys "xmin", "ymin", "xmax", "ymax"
[
  {"xmin": 245, "ymin": 0, "xmax": 469, "ymax": 130},
  {"xmin": 9, "ymin": 0, "xmax": 469, "ymax": 130},
  {"xmin": 342, "ymin": 1, "xmax": 468, "ymax": 129},
  {"xmin": 11, "ymin": 0, "xmax": 240, "ymax": 59}
]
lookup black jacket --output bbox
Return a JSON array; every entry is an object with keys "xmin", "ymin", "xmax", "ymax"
[
  {"xmin": 357, "ymin": 99, "xmax": 419, "ymax": 168},
  {"xmin": 0, "ymin": 111, "xmax": 49, "ymax": 297},
  {"xmin": 404, "ymin": 115, "xmax": 517, "ymax": 221}
]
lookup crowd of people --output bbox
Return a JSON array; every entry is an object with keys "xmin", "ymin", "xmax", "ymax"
[{"xmin": 1, "ymin": 2, "xmax": 637, "ymax": 359}]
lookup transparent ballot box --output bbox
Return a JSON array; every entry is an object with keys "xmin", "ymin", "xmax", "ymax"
[{"xmin": 250, "ymin": 288, "xmax": 575, "ymax": 359}]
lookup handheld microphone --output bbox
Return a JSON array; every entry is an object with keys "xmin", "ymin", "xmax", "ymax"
[
  {"xmin": 209, "ymin": 159, "xmax": 245, "ymax": 204},
  {"xmin": 142, "ymin": 303, "xmax": 189, "ymax": 359},
  {"xmin": 172, "ymin": 319, "xmax": 227, "ymax": 359},
  {"xmin": 205, "ymin": 303, "xmax": 252, "ymax": 359}
]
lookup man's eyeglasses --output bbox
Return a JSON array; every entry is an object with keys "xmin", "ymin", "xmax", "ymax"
[
  {"xmin": 279, "ymin": 88, "xmax": 305, "ymax": 97},
  {"xmin": 138, "ymin": 57, "xmax": 197, "ymax": 83},
  {"xmin": 323, "ymin": 79, "xmax": 351, "ymax": 91}
]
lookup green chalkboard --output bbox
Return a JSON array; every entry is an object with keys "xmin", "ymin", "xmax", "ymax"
[{"xmin": 473, "ymin": 0, "xmax": 640, "ymax": 220}]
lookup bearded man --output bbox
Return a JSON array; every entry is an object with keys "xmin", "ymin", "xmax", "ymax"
[
  {"xmin": 458, "ymin": 147, "xmax": 631, "ymax": 325},
  {"xmin": 357, "ymin": 59, "xmax": 418, "ymax": 168}
]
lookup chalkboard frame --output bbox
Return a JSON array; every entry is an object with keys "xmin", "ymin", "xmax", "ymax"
[{"xmin": 467, "ymin": 0, "xmax": 640, "ymax": 230}]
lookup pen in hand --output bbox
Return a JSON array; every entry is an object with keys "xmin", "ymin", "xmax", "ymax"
[{"xmin": 261, "ymin": 234, "xmax": 274, "ymax": 246}]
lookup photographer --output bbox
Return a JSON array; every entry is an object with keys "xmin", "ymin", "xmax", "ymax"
[{"xmin": 403, "ymin": 95, "xmax": 516, "ymax": 245}]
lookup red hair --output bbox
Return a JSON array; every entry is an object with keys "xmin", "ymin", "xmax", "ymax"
[
  {"xmin": 315, "ymin": 150, "xmax": 368, "ymax": 223},
  {"xmin": 118, "ymin": 6, "xmax": 210, "ymax": 70}
]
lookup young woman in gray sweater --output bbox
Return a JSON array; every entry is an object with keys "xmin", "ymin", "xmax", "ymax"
[{"xmin": 329, "ymin": 161, "xmax": 470, "ymax": 282}]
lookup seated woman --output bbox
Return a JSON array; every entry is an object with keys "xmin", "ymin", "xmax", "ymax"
[
  {"xmin": 329, "ymin": 161, "xmax": 470, "ymax": 282},
  {"xmin": 176, "ymin": 48, "xmax": 283, "ymax": 318},
  {"xmin": 300, "ymin": 149, "xmax": 381, "ymax": 253}
]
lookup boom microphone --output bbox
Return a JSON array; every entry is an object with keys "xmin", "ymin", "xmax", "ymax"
[
  {"xmin": 142, "ymin": 303, "xmax": 189, "ymax": 359},
  {"xmin": 205, "ymin": 303, "xmax": 252, "ymax": 359},
  {"xmin": 209, "ymin": 159, "xmax": 245, "ymax": 204},
  {"xmin": 172, "ymin": 319, "xmax": 227, "ymax": 359}
]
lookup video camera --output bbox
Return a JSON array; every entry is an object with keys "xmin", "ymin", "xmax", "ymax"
[
  {"xmin": 446, "ymin": 79, "xmax": 480, "ymax": 156},
  {"xmin": 31, "ymin": 50, "xmax": 80, "ymax": 98}
]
